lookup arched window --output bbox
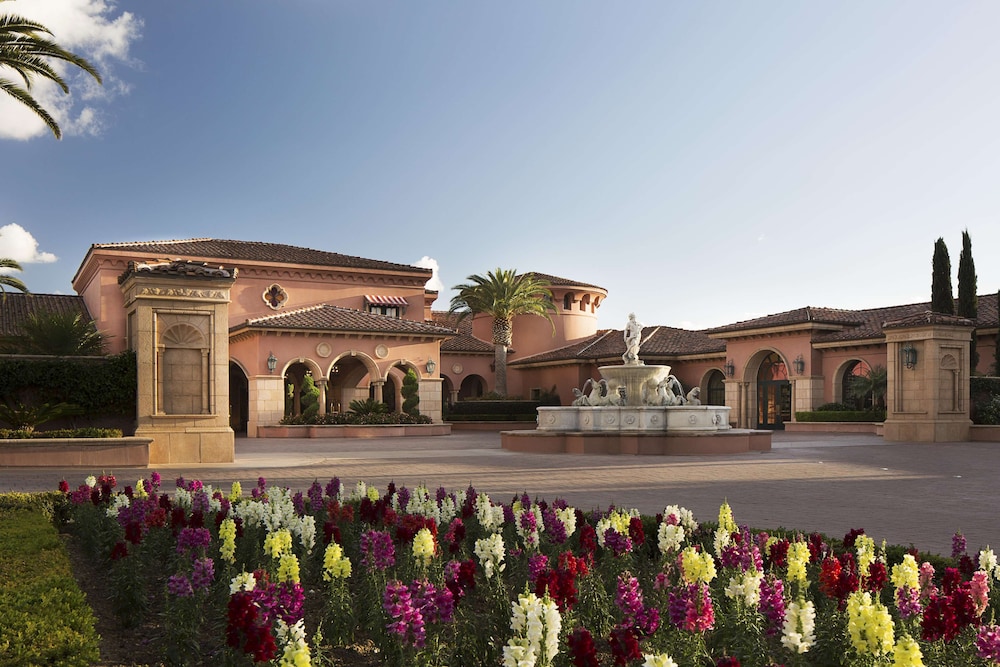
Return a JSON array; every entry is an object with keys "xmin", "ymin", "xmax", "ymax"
[
  {"xmin": 707, "ymin": 370, "xmax": 726, "ymax": 406},
  {"xmin": 842, "ymin": 360, "xmax": 872, "ymax": 409},
  {"xmin": 758, "ymin": 353, "xmax": 788, "ymax": 381}
]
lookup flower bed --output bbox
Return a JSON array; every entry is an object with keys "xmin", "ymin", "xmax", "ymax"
[{"xmin": 57, "ymin": 472, "xmax": 1000, "ymax": 666}]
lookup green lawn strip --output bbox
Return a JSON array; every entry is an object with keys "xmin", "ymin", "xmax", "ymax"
[{"xmin": 0, "ymin": 504, "xmax": 100, "ymax": 667}]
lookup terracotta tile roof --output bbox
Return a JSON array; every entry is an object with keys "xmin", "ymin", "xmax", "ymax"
[
  {"xmin": 118, "ymin": 260, "xmax": 236, "ymax": 284},
  {"xmin": 430, "ymin": 312, "xmax": 494, "ymax": 354},
  {"xmin": 522, "ymin": 272, "xmax": 607, "ymax": 291},
  {"xmin": 707, "ymin": 295, "xmax": 1000, "ymax": 344},
  {"xmin": 92, "ymin": 238, "xmax": 432, "ymax": 276},
  {"xmin": 233, "ymin": 304, "xmax": 455, "ymax": 337},
  {"xmin": 0, "ymin": 293, "xmax": 91, "ymax": 337},
  {"xmin": 511, "ymin": 326, "xmax": 725, "ymax": 365},
  {"xmin": 882, "ymin": 310, "xmax": 976, "ymax": 330}
]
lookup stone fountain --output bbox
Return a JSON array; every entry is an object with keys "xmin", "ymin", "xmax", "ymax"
[{"xmin": 501, "ymin": 313, "xmax": 770, "ymax": 455}]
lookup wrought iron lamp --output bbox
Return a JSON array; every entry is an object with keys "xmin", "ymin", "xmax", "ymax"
[
  {"xmin": 266, "ymin": 352, "xmax": 277, "ymax": 374},
  {"xmin": 793, "ymin": 354, "xmax": 805, "ymax": 375},
  {"xmin": 900, "ymin": 343, "xmax": 918, "ymax": 369},
  {"xmin": 426, "ymin": 359, "xmax": 437, "ymax": 373},
  {"xmin": 724, "ymin": 359, "xmax": 735, "ymax": 378}
]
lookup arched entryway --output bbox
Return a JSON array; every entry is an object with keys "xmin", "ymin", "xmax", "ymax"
[
  {"xmin": 757, "ymin": 352, "xmax": 791, "ymax": 429},
  {"xmin": 705, "ymin": 369, "xmax": 726, "ymax": 407},
  {"xmin": 841, "ymin": 359, "xmax": 873, "ymax": 409},
  {"xmin": 459, "ymin": 375, "xmax": 487, "ymax": 400},
  {"xmin": 228, "ymin": 362, "xmax": 249, "ymax": 434}
]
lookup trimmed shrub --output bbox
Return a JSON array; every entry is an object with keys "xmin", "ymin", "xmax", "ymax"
[
  {"xmin": 795, "ymin": 410, "xmax": 886, "ymax": 423},
  {"xmin": 401, "ymin": 369, "xmax": 420, "ymax": 416}
]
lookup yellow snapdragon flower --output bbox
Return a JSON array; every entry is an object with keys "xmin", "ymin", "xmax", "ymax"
[
  {"xmin": 412, "ymin": 527, "xmax": 436, "ymax": 566},
  {"xmin": 681, "ymin": 546, "xmax": 717, "ymax": 585},
  {"xmin": 718, "ymin": 501, "xmax": 737, "ymax": 535},
  {"xmin": 787, "ymin": 541, "xmax": 811, "ymax": 584},
  {"xmin": 891, "ymin": 554, "xmax": 920, "ymax": 592},
  {"xmin": 219, "ymin": 518, "xmax": 237, "ymax": 564},
  {"xmin": 847, "ymin": 591, "xmax": 895, "ymax": 657},
  {"xmin": 277, "ymin": 553, "xmax": 300, "ymax": 584},
  {"xmin": 229, "ymin": 481, "xmax": 242, "ymax": 502},
  {"xmin": 893, "ymin": 634, "xmax": 924, "ymax": 667},
  {"xmin": 322, "ymin": 542, "xmax": 351, "ymax": 580},
  {"xmin": 265, "ymin": 528, "xmax": 293, "ymax": 559}
]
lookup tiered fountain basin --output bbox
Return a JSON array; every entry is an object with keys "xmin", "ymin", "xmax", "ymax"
[{"xmin": 500, "ymin": 364, "xmax": 771, "ymax": 455}]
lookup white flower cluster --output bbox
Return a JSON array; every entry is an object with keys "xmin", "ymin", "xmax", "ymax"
[
  {"xmin": 232, "ymin": 487, "xmax": 315, "ymax": 554},
  {"xmin": 724, "ymin": 569, "xmax": 764, "ymax": 606},
  {"xmin": 979, "ymin": 547, "xmax": 1000, "ymax": 581},
  {"xmin": 554, "ymin": 506, "xmax": 577, "ymax": 539},
  {"xmin": 643, "ymin": 654, "xmax": 679, "ymax": 667},
  {"xmin": 713, "ymin": 527, "xmax": 732, "ymax": 557},
  {"xmin": 781, "ymin": 599, "xmax": 816, "ymax": 654},
  {"xmin": 657, "ymin": 523, "xmax": 685, "ymax": 555},
  {"xmin": 503, "ymin": 592, "xmax": 561, "ymax": 667},
  {"xmin": 106, "ymin": 493, "xmax": 131, "ymax": 518},
  {"xmin": 476, "ymin": 493, "xmax": 505, "ymax": 533},
  {"xmin": 229, "ymin": 571, "xmax": 256, "ymax": 594},
  {"xmin": 398, "ymin": 485, "xmax": 465, "ymax": 525},
  {"xmin": 474, "ymin": 533, "xmax": 506, "ymax": 579},
  {"xmin": 349, "ymin": 480, "xmax": 377, "ymax": 502},
  {"xmin": 663, "ymin": 504, "xmax": 698, "ymax": 533}
]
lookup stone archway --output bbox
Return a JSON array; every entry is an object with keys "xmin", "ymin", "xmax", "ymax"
[{"xmin": 229, "ymin": 362, "xmax": 249, "ymax": 434}]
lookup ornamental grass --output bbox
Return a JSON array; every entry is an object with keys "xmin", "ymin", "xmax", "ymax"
[{"xmin": 56, "ymin": 472, "xmax": 1000, "ymax": 667}]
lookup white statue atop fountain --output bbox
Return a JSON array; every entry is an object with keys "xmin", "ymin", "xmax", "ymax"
[{"xmin": 623, "ymin": 312, "xmax": 644, "ymax": 365}]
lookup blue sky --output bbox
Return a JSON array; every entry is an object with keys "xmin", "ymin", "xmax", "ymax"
[{"xmin": 3, "ymin": 1, "xmax": 1000, "ymax": 331}]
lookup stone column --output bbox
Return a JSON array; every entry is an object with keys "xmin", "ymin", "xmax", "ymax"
[
  {"xmin": 418, "ymin": 378, "xmax": 443, "ymax": 422},
  {"xmin": 883, "ymin": 312, "xmax": 974, "ymax": 442},
  {"xmin": 316, "ymin": 379, "xmax": 328, "ymax": 416}
]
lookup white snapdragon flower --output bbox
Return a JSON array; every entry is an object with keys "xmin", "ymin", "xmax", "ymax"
[
  {"xmin": 476, "ymin": 493, "xmax": 505, "ymax": 533},
  {"xmin": 781, "ymin": 599, "xmax": 816, "ymax": 654},
  {"xmin": 106, "ymin": 493, "xmax": 130, "ymax": 518},
  {"xmin": 474, "ymin": 533, "xmax": 506, "ymax": 579},
  {"xmin": 555, "ymin": 506, "xmax": 577, "ymax": 539},
  {"xmin": 657, "ymin": 522, "xmax": 685, "ymax": 555},
  {"xmin": 230, "ymin": 571, "xmax": 257, "ymax": 594},
  {"xmin": 663, "ymin": 504, "xmax": 698, "ymax": 532}
]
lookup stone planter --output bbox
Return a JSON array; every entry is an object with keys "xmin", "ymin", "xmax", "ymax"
[
  {"xmin": 257, "ymin": 423, "xmax": 451, "ymax": 438},
  {"xmin": 0, "ymin": 437, "xmax": 152, "ymax": 467}
]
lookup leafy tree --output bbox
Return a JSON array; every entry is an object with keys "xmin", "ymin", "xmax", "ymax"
[
  {"xmin": 448, "ymin": 269, "xmax": 556, "ymax": 397},
  {"xmin": 957, "ymin": 229, "xmax": 978, "ymax": 371},
  {"xmin": 3, "ymin": 311, "xmax": 106, "ymax": 355},
  {"xmin": 931, "ymin": 237, "xmax": 954, "ymax": 315},
  {"xmin": 847, "ymin": 365, "xmax": 887, "ymax": 410},
  {"xmin": 0, "ymin": 13, "xmax": 102, "ymax": 139},
  {"xmin": 0, "ymin": 258, "xmax": 27, "ymax": 298},
  {"xmin": 401, "ymin": 368, "xmax": 420, "ymax": 416}
]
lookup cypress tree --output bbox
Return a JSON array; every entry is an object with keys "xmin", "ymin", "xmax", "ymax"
[
  {"xmin": 401, "ymin": 368, "xmax": 420, "ymax": 416},
  {"xmin": 931, "ymin": 237, "xmax": 954, "ymax": 315},
  {"xmin": 958, "ymin": 229, "xmax": 978, "ymax": 371}
]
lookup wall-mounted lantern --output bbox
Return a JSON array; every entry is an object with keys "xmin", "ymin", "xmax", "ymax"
[
  {"xmin": 793, "ymin": 354, "xmax": 805, "ymax": 375},
  {"xmin": 266, "ymin": 352, "xmax": 277, "ymax": 374},
  {"xmin": 426, "ymin": 359, "xmax": 437, "ymax": 374},
  {"xmin": 901, "ymin": 343, "xmax": 918, "ymax": 369},
  {"xmin": 724, "ymin": 359, "xmax": 735, "ymax": 378}
]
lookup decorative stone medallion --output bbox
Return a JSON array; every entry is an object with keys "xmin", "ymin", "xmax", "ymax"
[
  {"xmin": 375, "ymin": 344, "xmax": 389, "ymax": 359},
  {"xmin": 262, "ymin": 283, "xmax": 288, "ymax": 310},
  {"xmin": 452, "ymin": 363, "xmax": 463, "ymax": 374},
  {"xmin": 316, "ymin": 342, "xmax": 331, "ymax": 358}
]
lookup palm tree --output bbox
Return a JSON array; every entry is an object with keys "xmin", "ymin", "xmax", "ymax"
[
  {"xmin": 1, "ymin": 13, "xmax": 102, "ymax": 139},
  {"xmin": 449, "ymin": 269, "xmax": 556, "ymax": 397},
  {"xmin": 0, "ymin": 257, "xmax": 27, "ymax": 298},
  {"xmin": 7, "ymin": 311, "xmax": 107, "ymax": 356},
  {"xmin": 847, "ymin": 364, "xmax": 887, "ymax": 410}
]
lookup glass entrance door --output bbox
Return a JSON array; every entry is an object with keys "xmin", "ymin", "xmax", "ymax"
[
  {"xmin": 758, "ymin": 381, "xmax": 791, "ymax": 429},
  {"xmin": 757, "ymin": 352, "xmax": 791, "ymax": 430}
]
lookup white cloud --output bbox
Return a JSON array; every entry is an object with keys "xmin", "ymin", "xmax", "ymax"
[
  {"xmin": 0, "ymin": 224, "xmax": 58, "ymax": 266},
  {"xmin": 0, "ymin": 0, "xmax": 143, "ymax": 140},
  {"xmin": 414, "ymin": 256, "xmax": 445, "ymax": 295}
]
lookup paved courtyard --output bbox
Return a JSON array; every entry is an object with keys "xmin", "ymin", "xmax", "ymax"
[{"xmin": 2, "ymin": 431, "xmax": 997, "ymax": 557}]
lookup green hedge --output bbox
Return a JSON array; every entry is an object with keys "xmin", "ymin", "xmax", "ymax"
[
  {"xmin": 0, "ymin": 496, "xmax": 99, "ymax": 667},
  {"xmin": 446, "ymin": 400, "xmax": 547, "ymax": 419},
  {"xmin": 446, "ymin": 413, "xmax": 538, "ymax": 422},
  {"xmin": 0, "ymin": 427, "xmax": 124, "ymax": 439},
  {"xmin": 795, "ymin": 410, "xmax": 886, "ymax": 423},
  {"xmin": 280, "ymin": 412, "xmax": 432, "ymax": 426},
  {"xmin": 0, "ymin": 351, "xmax": 136, "ymax": 417}
]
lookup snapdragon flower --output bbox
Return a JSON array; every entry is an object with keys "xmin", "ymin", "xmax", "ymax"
[
  {"xmin": 503, "ymin": 591, "xmax": 561, "ymax": 667},
  {"xmin": 265, "ymin": 529, "xmax": 294, "ymax": 559},
  {"xmin": 643, "ymin": 654, "xmax": 678, "ymax": 667},
  {"xmin": 663, "ymin": 504, "xmax": 698, "ymax": 532},
  {"xmin": 724, "ymin": 569, "xmax": 763, "ymax": 606},
  {"xmin": 681, "ymin": 547, "xmax": 717, "ymax": 585},
  {"xmin": 322, "ymin": 542, "xmax": 352, "ymax": 581},
  {"xmin": 412, "ymin": 527, "xmax": 436, "ymax": 566},
  {"xmin": 846, "ymin": 590, "xmax": 895, "ymax": 657},
  {"xmin": 658, "ymin": 522, "xmax": 685, "ymax": 556},
  {"xmin": 277, "ymin": 553, "xmax": 300, "ymax": 584},
  {"xmin": 230, "ymin": 571, "xmax": 257, "ymax": 594},
  {"xmin": 475, "ymin": 533, "xmax": 506, "ymax": 579},
  {"xmin": 476, "ymin": 493, "xmax": 506, "ymax": 533},
  {"xmin": 787, "ymin": 541, "xmax": 811, "ymax": 585},
  {"xmin": 893, "ymin": 634, "xmax": 924, "ymax": 667},
  {"xmin": 219, "ymin": 518, "xmax": 237, "ymax": 563},
  {"xmin": 276, "ymin": 618, "xmax": 311, "ymax": 667},
  {"xmin": 780, "ymin": 598, "xmax": 816, "ymax": 654}
]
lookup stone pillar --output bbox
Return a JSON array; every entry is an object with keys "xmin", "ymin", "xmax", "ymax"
[
  {"xmin": 249, "ymin": 375, "xmax": 285, "ymax": 437},
  {"xmin": 418, "ymin": 378, "xmax": 443, "ymax": 422},
  {"xmin": 791, "ymin": 377, "xmax": 824, "ymax": 421},
  {"xmin": 372, "ymin": 380, "xmax": 385, "ymax": 403},
  {"xmin": 316, "ymin": 379, "xmax": 328, "ymax": 416},
  {"xmin": 119, "ymin": 261, "xmax": 237, "ymax": 464},
  {"xmin": 883, "ymin": 312, "xmax": 975, "ymax": 442}
]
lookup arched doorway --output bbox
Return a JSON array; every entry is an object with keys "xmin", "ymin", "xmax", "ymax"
[
  {"xmin": 459, "ymin": 375, "xmax": 487, "ymax": 400},
  {"xmin": 706, "ymin": 369, "xmax": 726, "ymax": 407},
  {"xmin": 228, "ymin": 362, "xmax": 249, "ymax": 434},
  {"xmin": 757, "ymin": 352, "xmax": 791, "ymax": 429},
  {"xmin": 842, "ymin": 359, "xmax": 873, "ymax": 409}
]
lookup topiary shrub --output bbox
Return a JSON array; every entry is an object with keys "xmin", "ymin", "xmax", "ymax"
[{"xmin": 401, "ymin": 369, "xmax": 420, "ymax": 417}]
